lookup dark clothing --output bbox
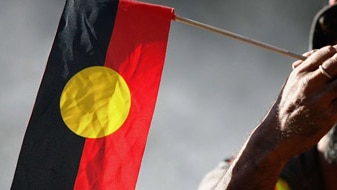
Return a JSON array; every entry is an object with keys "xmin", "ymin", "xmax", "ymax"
[
  {"xmin": 198, "ymin": 147, "xmax": 325, "ymax": 189},
  {"xmin": 280, "ymin": 147, "xmax": 325, "ymax": 190}
]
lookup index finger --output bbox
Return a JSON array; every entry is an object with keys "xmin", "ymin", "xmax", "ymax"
[
  {"xmin": 296, "ymin": 45, "xmax": 337, "ymax": 72},
  {"xmin": 292, "ymin": 49, "xmax": 317, "ymax": 69}
]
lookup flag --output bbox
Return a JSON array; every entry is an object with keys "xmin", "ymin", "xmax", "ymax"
[{"xmin": 11, "ymin": 0, "xmax": 173, "ymax": 189}]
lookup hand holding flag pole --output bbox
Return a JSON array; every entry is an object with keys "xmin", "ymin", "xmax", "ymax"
[
  {"xmin": 174, "ymin": 14, "xmax": 307, "ymax": 61},
  {"xmin": 12, "ymin": 0, "xmax": 308, "ymax": 189}
]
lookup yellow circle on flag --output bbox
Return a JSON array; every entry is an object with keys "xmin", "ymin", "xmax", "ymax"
[{"xmin": 60, "ymin": 66, "xmax": 131, "ymax": 138}]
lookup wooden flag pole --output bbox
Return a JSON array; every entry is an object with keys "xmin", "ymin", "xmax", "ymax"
[{"xmin": 173, "ymin": 14, "xmax": 306, "ymax": 61}]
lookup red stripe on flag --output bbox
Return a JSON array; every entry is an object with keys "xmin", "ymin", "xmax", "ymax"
[{"xmin": 73, "ymin": 0, "xmax": 173, "ymax": 189}]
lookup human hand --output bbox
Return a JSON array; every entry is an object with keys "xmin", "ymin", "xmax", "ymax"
[
  {"xmin": 213, "ymin": 47, "xmax": 337, "ymax": 190},
  {"xmin": 275, "ymin": 45, "xmax": 337, "ymax": 156}
]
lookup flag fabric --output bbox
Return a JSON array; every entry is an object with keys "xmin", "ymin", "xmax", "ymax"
[{"xmin": 11, "ymin": 0, "xmax": 173, "ymax": 189}]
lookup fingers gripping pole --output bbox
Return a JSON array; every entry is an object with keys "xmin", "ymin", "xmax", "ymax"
[{"xmin": 173, "ymin": 14, "xmax": 306, "ymax": 61}]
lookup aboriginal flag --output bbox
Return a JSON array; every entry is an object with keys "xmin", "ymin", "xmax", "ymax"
[{"xmin": 11, "ymin": 0, "xmax": 173, "ymax": 189}]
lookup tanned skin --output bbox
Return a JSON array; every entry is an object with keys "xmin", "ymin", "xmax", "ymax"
[{"xmin": 215, "ymin": 46, "xmax": 337, "ymax": 189}]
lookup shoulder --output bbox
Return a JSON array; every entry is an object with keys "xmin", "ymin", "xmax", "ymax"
[{"xmin": 198, "ymin": 159, "xmax": 232, "ymax": 190}]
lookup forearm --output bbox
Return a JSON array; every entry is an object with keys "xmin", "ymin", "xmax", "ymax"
[
  {"xmin": 215, "ymin": 113, "xmax": 290, "ymax": 189},
  {"xmin": 203, "ymin": 46, "xmax": 337, "ymax": 189}
]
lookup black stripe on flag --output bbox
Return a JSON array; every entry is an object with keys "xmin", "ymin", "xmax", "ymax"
[{"xmin": 11, "ymin": 0, "xmax": 119, "ymax": 189}]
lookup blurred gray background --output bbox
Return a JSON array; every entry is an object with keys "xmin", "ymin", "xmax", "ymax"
[{"xmin": 0, "ymin": 0, "xmax": 326, "ymax": 189}]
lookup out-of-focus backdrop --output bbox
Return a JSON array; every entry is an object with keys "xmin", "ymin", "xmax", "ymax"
[{"xmin": 0, "ymin": 0, "xmax": 325, "ymax": 189}]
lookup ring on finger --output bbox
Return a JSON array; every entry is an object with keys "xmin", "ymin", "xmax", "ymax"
[{"xmin": 319, "ymin": 65, "xmax": 333, "ymax": 79}]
